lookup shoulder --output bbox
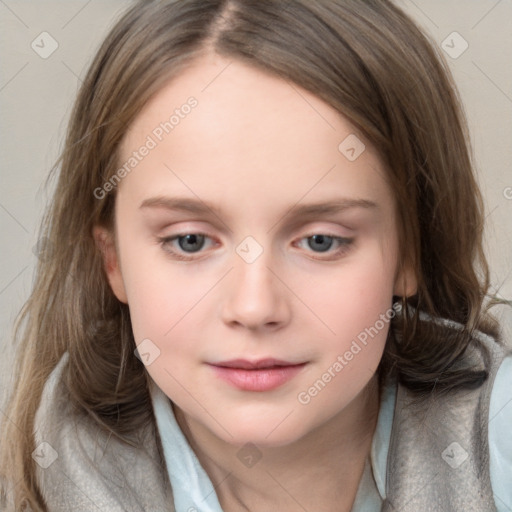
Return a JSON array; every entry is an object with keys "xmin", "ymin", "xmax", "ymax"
[
  {"xmin": 489, "ymin": 351, "xmax": 512, "ymax": 512},
  {"xmin": 33, "ymin": 352, "xmax": 174, "ymax": 512},
  {"xmin": 384, "ymin": 325, "xmax": 510, "ymax": 511}
]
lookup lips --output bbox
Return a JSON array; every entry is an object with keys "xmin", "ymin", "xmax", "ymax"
[
  {"xmin": 208, "ymin": 358, "xmax": 307, "ymax": 391},
  {"xmin": 212, "ymin": 358, "xmax": 301, "ymax": 370}
]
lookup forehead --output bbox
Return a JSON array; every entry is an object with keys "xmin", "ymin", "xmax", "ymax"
[{"xmin": 117, "ymin": 54, "xmax": 393, "ymax": 219}]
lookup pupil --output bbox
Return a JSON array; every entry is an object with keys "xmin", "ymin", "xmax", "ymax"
[
  {"xmin": 179, "ymin": 234, "xmax": 204, "ymax": 252},
  {"xmin": 309, "ymin": 235, "xmax": 332, "ymax": 252}
]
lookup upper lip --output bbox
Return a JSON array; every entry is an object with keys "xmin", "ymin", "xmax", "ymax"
[{"xmin": 210, "ymin": 358, "xmax": 305, "ymax": 370}]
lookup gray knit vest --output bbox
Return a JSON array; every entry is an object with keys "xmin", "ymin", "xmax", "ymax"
[
  {"xmin": 31, "ymin": 330, "xmax": 509, "ymax": 511},
  {"xmin": 382, "ymin": 330, "xmax": 508, "ymax": 511}
]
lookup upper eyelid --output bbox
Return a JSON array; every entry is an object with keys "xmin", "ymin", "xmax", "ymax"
[
  {"xmin": 160, "ymin": 230, "xmax": 352, "ymax": 242},
  {"xmin": 158, "ymin": 220, "xmax": 355, "ymax": 239}
]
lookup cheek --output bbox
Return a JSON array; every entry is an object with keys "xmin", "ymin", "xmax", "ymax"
[
  {"xmin": 114, "ymin": 231, "xmax": 184, "ymax": 340},
  {"xmin": 123, "ymin": 262, "xmax": 209, "ymax": 343},
  {"xmin": 294, "ymin": 261, "xmax": 394, "ymax": 412},
  {"xmin": 301, "ymin": 245, "xmax": 396, "ymax": 344},
  {"xmin": 293, "ymin": 245, "xmax": 395, "ymax": 399},
  {"xmin": 122, "ymin": 258, "xmax": 209, "ymax": 399}
]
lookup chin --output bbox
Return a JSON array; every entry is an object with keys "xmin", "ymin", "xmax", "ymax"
[{"xmin": 214, "ymin": 419, "xmax": 310, "ymax": 449}]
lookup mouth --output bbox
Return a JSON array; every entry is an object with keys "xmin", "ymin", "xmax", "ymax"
[
  {"xmin": 211, "ymin": 358, "xmax": 304, "ymax": 370},
  {"xmin": 207, "ymin": 358, "xmax": 308, "ymax": 391}
]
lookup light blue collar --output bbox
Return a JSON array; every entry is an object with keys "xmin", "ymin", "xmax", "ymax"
[
  {"xmin": 371, "ymin": 375, "xmax": 396, "ymax": 499},
  {"xmin": 149, "ymin": 379, "xmax": 225, "ymax": 512}
]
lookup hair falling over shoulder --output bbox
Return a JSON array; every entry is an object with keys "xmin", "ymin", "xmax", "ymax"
[{"xmin": 0, "ymin": 0, "xmax": 506, "ymax": 509}]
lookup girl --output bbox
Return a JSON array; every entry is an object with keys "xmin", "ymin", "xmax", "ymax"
[{"xmin": 1, "ymin": 0, "xmax": 511, "ymax": 510}]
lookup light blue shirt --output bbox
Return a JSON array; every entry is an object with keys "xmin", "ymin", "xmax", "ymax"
[{"xmin": 150, "ymin": 355, "xmax": 512, "ymax": 512}]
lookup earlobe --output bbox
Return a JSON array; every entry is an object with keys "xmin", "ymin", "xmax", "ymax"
[{"xmin": 92, "ymin": 226, "xmax": 128, "ymax": 304}]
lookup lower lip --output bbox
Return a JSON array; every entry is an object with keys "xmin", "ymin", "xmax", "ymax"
[{"xmin": 209, "ymin": 363, "xmax": 307, "ymax": 391}]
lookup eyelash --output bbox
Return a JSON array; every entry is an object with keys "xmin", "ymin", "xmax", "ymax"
[{"xmin": 157, "ymin": 232, "xmax": 354, "ymax": 261}]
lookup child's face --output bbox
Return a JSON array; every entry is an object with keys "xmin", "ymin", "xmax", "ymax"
[{"xmin": 99, "ymin": 54, "xmax": 415, "ymax": 447}]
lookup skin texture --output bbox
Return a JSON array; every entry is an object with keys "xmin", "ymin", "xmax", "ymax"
[{"xmin": 95, "ymin": 53, "xmax": 416, "ymax": 511}]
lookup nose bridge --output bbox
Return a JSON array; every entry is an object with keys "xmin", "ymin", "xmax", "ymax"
[
  {"xmin": 233, "ymin": 239, "xmax": 278, "ymax": 306},
  {"xmin": 220, "ymin": 236, "xmax": 289, "ymax": 329},
  {"xmin": 234, "ymin": 247, "xmax": 274, "ymax": 296}
]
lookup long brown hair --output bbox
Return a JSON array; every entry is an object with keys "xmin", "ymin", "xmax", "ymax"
[{"xmin": 0, "ymin": 0, "xmax": 504, "ymax": 509}]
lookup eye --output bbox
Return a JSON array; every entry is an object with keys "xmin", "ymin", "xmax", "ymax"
[
  {"xmin": 158, "ymin": 232, "xmax": 354, "ymax": 261},
  {"xmin": 158, "ymin": 233, "xmax": 216, "ymax": 260},
  {"xmin": 294, "ymin": 234, "xmax": 354, "ymax": 259}
]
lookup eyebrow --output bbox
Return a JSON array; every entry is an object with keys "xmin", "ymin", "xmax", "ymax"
[{"xmin": 139, "ymin": 196, "xmax": 378, "ymax": 220}]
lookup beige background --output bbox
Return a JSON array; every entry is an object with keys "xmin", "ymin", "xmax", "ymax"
[{"xmin": 1, "ymin": 0, "xmax": 511, "ymax": 413}]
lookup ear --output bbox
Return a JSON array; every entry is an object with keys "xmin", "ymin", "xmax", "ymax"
[
  {"xmin": 393, "ymin": 259, "xmax": 418, "ymax": 298},
  {"xmin": 93, "ymin": 226, "xmax": 128, "ymax": 304}
]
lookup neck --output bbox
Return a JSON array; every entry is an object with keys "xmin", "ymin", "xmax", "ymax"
[{"xmin": 174, "ymin": 375, "xmax": 381, "ymax": 512}]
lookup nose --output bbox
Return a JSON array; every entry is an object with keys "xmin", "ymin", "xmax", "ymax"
[{"xmin": 220, "ymin": 251, "xmax": 291, "ymax": 332}]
